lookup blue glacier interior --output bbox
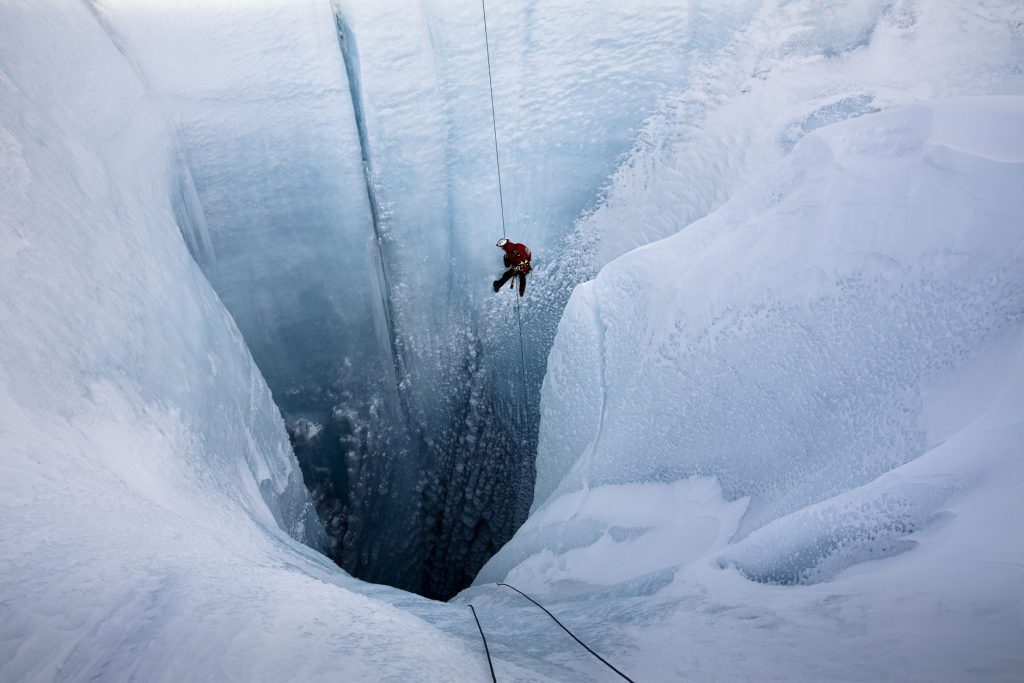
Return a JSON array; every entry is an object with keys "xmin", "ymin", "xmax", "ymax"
[
  {"xmin": 4, "ymin": 0, "xmax": 1024, "ymax": 679},
  {"xmin": 89, "ymin": 0, "xmax": 762, "ymax": 598},
  {"xmin": 74, "ymin": 0, "xmax": 1024, "ymax": 600}
]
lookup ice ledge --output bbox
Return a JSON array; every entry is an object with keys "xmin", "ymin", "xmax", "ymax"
[{"xmin": 484, "ymin": 97, "xmax": 1024, "ymax": 593}]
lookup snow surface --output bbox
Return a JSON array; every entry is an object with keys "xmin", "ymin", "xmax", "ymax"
[
  {"xmin": 3, "ymin": 0, "xmax": 1024, "ymax": 680},
  {"xmin": 571, "ymin": 0, "xmax": 1024, "ymax": 271},
  {"xmin": 468, "ymin": 97, "xmax": 1024, "ymax": 680},
  {"xmin": 85, "ymin": 0, "xmax": 1024, "ymax": 598},
  {"xmin": 0, "ymin": 3, "xmax": 479, "ymax": 680},
  {"xmin": 84, "ymin": 0, "xmax": 775, "ymax": 596}
]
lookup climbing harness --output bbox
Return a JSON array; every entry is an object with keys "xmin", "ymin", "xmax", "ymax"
[
  {"xmin": 467, "ymin": 584, "xmax": 637, "ymax": 682},
  {"xmin": 480, "ymin": 0, "xmax": 530, "ymax": 419},
  {"xmin": 469, "ymin": 604, "xmax": 497, "ymax": 682}
]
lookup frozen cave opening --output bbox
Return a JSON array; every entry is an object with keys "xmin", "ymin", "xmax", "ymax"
[
  {"xmin": 279, "ymin": 366, "xmax": 541, "ymax": 602},
  {"xmin": 172, "ymin": 133, "xmax": 561, "ymax": 602},
  {"xmin": 8, "ymin": 0, "xmax": 1024, "ymax": 678},
  {"xmin": 158, "ymin": 8, "xmax": 566, "ymax": 601},
  {"xmin": 132, "ymin": 0, "xmax": 678, "ymax": 601}
]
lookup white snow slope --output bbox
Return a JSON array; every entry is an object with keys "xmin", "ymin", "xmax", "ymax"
[
  {"xmin": 3, "ymin": 0, "xmax": 1024, "ymax": 682},
  {"xmin": 467, "ymin": 98, "xmax": 1024, "ymax": 680},
  {"xmin": 77, "ymin": 0, "xmax": 1024, "ymax": 598},
  {"xmin": 0, "ymin": 3, "xmax": 485, "ymax": 681}
]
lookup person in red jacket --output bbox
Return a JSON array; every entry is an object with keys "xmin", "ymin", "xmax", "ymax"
[{"xmin": 492, "ymin": 237, "xmax": 532, "ymax": 297}]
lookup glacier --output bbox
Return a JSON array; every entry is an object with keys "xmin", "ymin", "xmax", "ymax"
[
  {"xmin": 477, "ymin": 95, "xmax": 1024, "ymax": 579},
  {"xmin": 464, "ymin": 97, "xmax": 1024, "ymax": 680},
  {"xmin": 84, "ymin": 0, "xmax": 1024, "ymax": 599},
  {"xmin": 3, "ymin": 0, "xmax": 1024, "ymax": 680},
  {"xmin": 85, "ymin": 0, "xmax": 765, "ymax": 597}
]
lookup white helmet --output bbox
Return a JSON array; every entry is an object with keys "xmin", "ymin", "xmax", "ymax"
[{"xmin": 496, "ymin": 237, "xmax": 509, "ymax": 247}]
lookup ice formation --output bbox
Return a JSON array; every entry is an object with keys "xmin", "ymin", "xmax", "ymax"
[
  {"xmin": 80, "ymin": 0, "xmax": 1024, "ymax": 599},
  {"xmin": 464, "ymin": 96, "xmax": 1024, "ymax": 679},
  {"xmin": 479, "ymin": 95, "xmax": 1024, "ymax": 581},
  {"xmin": 3, "ymin": 0, "xmax": 1024, "ymax": 680},
  {"xmin": 84, "ymin": 0, "xmax": 765, "ymax": 596}
]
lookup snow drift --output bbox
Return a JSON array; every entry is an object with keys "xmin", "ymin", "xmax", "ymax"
[
  {"xmin": 0, "ymin": 3, "xmax": 486, "ymax": 680},
  {"xmin": 86, "ymin": 0, "xmax": 1024, "ymax": 598},
  {"xmin": 485, "ymin": 97, "xmax": 1024, "ymax": 581},
  {"xmin": 468, "ymin": 98, "xmax": 1024, "ymax": 679},
  {"xmin": 3, "ymin": 0, "xmax": 1024, "ymax": 680}
]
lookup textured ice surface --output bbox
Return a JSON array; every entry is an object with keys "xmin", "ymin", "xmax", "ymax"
[
  {"xmin": 530, "ymin": 97, "xmax": 1024, "ymax": 531},
  {"xmin": 467, "ymin": 98, "xmax": 1024, "ymax": 680},
  {"xmin": 569, "ymin": 0, "xmax": 1024, "ymax": 271},
  {"xmin": 4, "ymin": 0, "xmax": 1024, "ymax": 680},
  {"xmin": 91, "ymin": 0, "xmax": 1024, "ymax": 598},
  {"xmin": 91, "ymin": 0, "xmax": 764, "ymax": 595}
]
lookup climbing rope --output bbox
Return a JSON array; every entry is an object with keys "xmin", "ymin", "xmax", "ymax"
[
  {"xmin": 469, "ymin": 604, "xmax": 498, "ymax": 682},
  {"xmin": 480, "ymin": 0, "xmax": 507, "ymax": 240},
  {"xmin": 480, "ymin": 0, "xmax": 530, "ymax": 423},
  {"xmin": 469, "ymin": 584, "xmax": 635, "ymax": 681},
  {"xmin": 499, "ymin": 583, "xmax": 636, "ymax": 682}
]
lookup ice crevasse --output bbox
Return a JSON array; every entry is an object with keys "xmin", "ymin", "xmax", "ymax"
[
  {"xmin": 0, "ymin": 2, "xmax": 483, "ymax": 680},
  {"xmin": 2, "ymin": 0, "xmax": 1024, "ymax": 680},
  {"xmin": 52, "ymin": 0, "xmax": 1024, "ymax": 602},
  {"xmin": 464, "ymin": 97, "xmax": 1024, "ymax": 679}
]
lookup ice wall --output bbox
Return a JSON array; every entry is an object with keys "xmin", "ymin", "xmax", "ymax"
[
  {"xmin": 568, "ymin": 0, "xmax": 1024, "ymax": 269},
  {"xmin": 0, "ymin": 0, "xmax": 323, "ymax": 548},
  {"xmin": 89, "ymin": 0, "xmax": 436, "ymax": 590},
  {"xmin": 478, "ymin": 98, "xmax": 1024, "ymax": 588},
  {"xmin": 89, "ymin": 0, "xmax": 1024, "ymax": 598},
  {"xmin": 461, "ymin": 97, "xmax": 1024, "ymax": 680},
  {"xmin": 92, "ymin": 0, "xmax": 755, "ymax": 596},
  {"xmin": 0, "ymin": 4, "xmax": 516, "ymax": 680},
  {"xmin": 326, "ymin": 0, "xmax": 750, "ymax": 596}
]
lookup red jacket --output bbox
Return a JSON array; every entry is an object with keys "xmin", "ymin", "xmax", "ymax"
[{"xmin": 502, "ymin": 241, "xmax": 532, "ymax": 273}]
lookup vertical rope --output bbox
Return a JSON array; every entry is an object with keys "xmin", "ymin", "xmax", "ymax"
[
  {"xmin": 480, "ymin": 0, "xmax": 530, "ymax": 424},
  {"xmin": 480, "ymin": 0, "xmax": 507, "ymax": 239}
]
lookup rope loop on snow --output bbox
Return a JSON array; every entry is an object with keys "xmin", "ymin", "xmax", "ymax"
[{"xmin": 499, "ymin": 583, "xmax": 636, "ymax": 682}]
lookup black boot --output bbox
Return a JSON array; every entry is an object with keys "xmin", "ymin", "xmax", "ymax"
[{"xmin": 494, "ymin": 269, "xmax": 514, "ymax": 292}]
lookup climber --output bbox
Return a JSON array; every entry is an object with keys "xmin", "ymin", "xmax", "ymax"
[{"xmin": 492, "ymin": 237, "xmax": 532, "ymax": 297}]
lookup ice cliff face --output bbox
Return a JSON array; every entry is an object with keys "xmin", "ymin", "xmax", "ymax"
[
  {"xmin": 90, "ymin": 0, "xmax": 761, "ymax": 597},
  {"xmin": 462, "ymin": 97, "xmax": 1024, "ymax": 680},
  {"xmin": 0, "ymin": 0, "xmax": 323, "ymax": 548},
  {"xmin": 479, "ymin": 96, "xmax": 1024, "ymax": 582},
  {"xmin": 88, "ymin": 0, "xmax": 1024, "ymax": 599},
  {"xmin": 4, "ymin": 0, "xmax": 1024, "ymax": 680}
]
